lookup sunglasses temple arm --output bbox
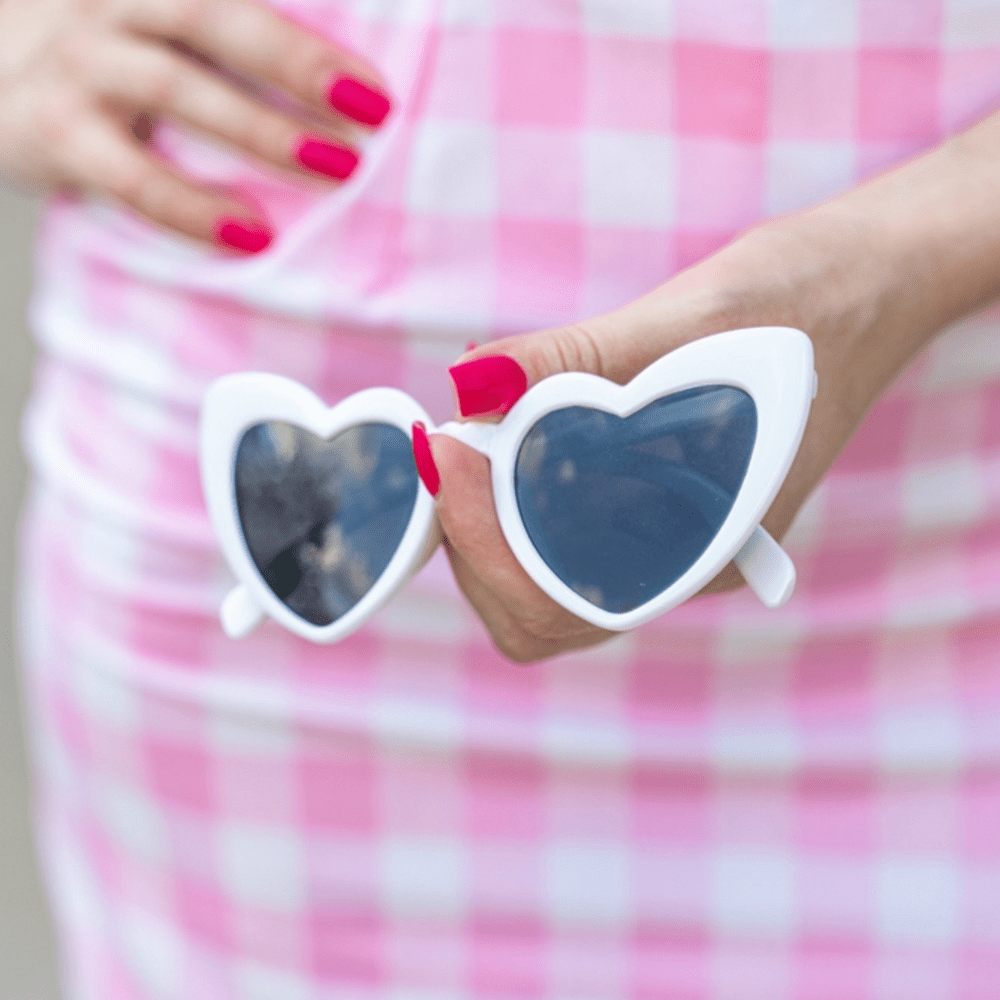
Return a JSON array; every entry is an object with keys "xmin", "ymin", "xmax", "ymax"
[
  {"xmin": 434, "ymin": 420, "xmax": 497, "ymax": 457},
  {"xmin": 220, "ymin": 583, "xmax": 266, "ymax": 638},
  {"xmin": 733, "ymin": 526, "xmax": 796, "ymax": 609}
]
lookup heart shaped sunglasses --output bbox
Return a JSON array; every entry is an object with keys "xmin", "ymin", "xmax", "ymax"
[{"xmin": 200, "ymin": 326, "xmax": 816, "ymax": 642}]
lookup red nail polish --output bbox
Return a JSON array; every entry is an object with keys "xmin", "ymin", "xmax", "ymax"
[
  {"xmin": 296, "ymin": 138, "xmax": 359, "ymax": 180},
  {"xmin": 328, "ymin": 77, "xmax": 392, "ymax": 127},
  {"xmin": 465, "ymin": 340, "xmax": 480, "ymax": 352},
  {"xmin": 215, "ymin": 218, "xmax": 273, "ymax": 254},
  {"xmin": 448, "ymin": 355, "xmax": 528, "ymax": 417},
  {"xmin": 412, "ymin": 421, "xmax": 440, "ymax": 497}
]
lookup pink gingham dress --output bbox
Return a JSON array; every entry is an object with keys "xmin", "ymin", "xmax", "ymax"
[{"xmin": 18, "ymin": 1, "xmax": 1000, "ymax": 997}]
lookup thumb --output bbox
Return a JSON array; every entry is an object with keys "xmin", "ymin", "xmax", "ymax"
[{"xmin": 447, "ymin": 287, "xmax": 728, "ymax": 420}]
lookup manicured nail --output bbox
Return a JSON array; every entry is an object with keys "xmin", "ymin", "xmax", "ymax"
[
  {"xmin": 448, "ymin": 355, "xmax": 528, "ymax": 417},
  {"xmin": 215, "ymin": 218, "xmax": 273, "ymax": 254},
  {"xmin": 411, "ymin": 421, "xmax": 440, "ymax": 497},
  {"xmin": 465, "ymin": 340, "xmax": 480, "ymax": 352},
  {"xmin": 296, "ymin": 138, "xmax": 359, "ymax": 180},
  {"xmin": 328, "ymin": 77, "xmax": 392, "ymax": 127}
]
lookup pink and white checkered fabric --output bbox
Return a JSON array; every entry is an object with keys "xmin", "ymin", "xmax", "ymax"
[{"xmin": 17, "ymin": 1, "xmax": 1000, "ymax": 997}]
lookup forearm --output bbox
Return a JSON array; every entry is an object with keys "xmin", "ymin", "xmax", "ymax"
[{"xmin": 820, "ymin": 108, "xmax": 1000, "ymax": 346}]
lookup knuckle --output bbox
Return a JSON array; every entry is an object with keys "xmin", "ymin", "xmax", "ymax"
[
  {"xmin": 158, "ymin": 0, "xmax": 211, "ymax": 38},
  {"xmin": 140, "ymin": 52, "xmax": 181, "ymax": 110},
  {"xmin": 52, "ymin": 33, "xmax": 94, "ymax": 81},
  {"xmin": 518, "ymin": 611, "xmax": 572, "ymax": 646},
  {"xmin": 552, "ymin": 322, "xmax": 606, "ymax": 378},
  {"xmin": 287, "ymin": 40, "xmax": 339, "ymax": 97},
  {"xmin": 37, "ymin": 89, "xmax": 82, "ymax": 147}
]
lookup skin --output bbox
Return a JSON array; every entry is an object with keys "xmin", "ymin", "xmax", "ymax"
[
  {"xmin": 0, "ymin": 0, "xmax": 388, "ymax": 243},
  {"xmin": 430, "ymin": 112, "xmax": 1000, "ymax": 663}
]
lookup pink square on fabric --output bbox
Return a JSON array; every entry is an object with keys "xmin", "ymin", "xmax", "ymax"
[
  {"xmin": 791, "ymin": 938, "xmax": 873, "ymax": 1000},
  {"xmin": 582, "ymin": 228, "xmax": 675, "ymax": 316},
  {"xmin": 904, "ymin": 390, "xmax": 983, "ymax": 464},
  {"xmin": 497, "ymin": 127, "xmax": 582, "ymax": 220},
  {"xmin": 790, "ymin": 632, "xmax": 876, "ymax": 721},
  {"xmin": 495, "ymin": 29, "xmax": 586, "ymax": 126},
  {"xmin": 175, "ymin": 878, "xmax": 233, "ymax": 952},
  {"xmin": 420, "ymin": 27, "xmax": 495, "ymax": 119},
  {"xmin": 675, "ymin": 228, "xmax": 739, "ymax": 270},
  {"xmin": 307, "ymin": 912, "xmax": 382, "ymax": 984},
  {"xmin": 857, "ymin": 49, "xmax": 942, "ymax": 142},
  {"xmin": 585, "ymin": 37, "xmax": 673, "ymax": 131},
  {"xmin": 959, "ymin": 774, "xmax": 1000, "ymax": 857},
  {"xmin": 792, "ymin": 772, "xmax": 876, "ymax": 852},
  {"xmin": 880, "ymin": 782, "xmax": 957, "ymax": 853},
  {"xmin": 979, "ymin": 380, "xmax": 1000, "ymax": 453},
  {"xmin": 940, "ymin": 50, "xmax": 1000, "ymax": 132},
  {"xmin": 469, "ymin": 916, "xmax": 547, "ymax": 999},
  {"xmin": 496, "ymin": 219, "xmax": 586, "ymax": 325},
  {"xmin": 676, "ymin": 138, "xmax": 765, "ymax": 228},
  {"xmin": 217, "ymin": 757, "xmax": 294, "ymax": 824},
  {"xmin": 297, "ymin": 753, "xmax": 377, "ymax": 835},
  {"xmin": 631, "ymin": 766, "xmax": 713, "ymax": 845},
  {"xmin": 629, "ymin": 930, "xmax": 710, "ymax": 1000},
  {"xmin": 769, "ymin": 51, "xmax": 858, "ymax": 140},
  {"xmin": 144, "ymin": 740, "xmax": 215, "ymax": 813},
  {"xmin": 796, "ymin": 544, "xmax": 894, "ymax": 630},
  {"xmin": 674, "ymin": 43, "xmax": 770, "ymax": 140},
  {"xmin": 465, "ymin": 751, "xmax": 546, "ymax": 838},
  {"xmin": 859, "ymin": 0, "xmax": 944, "ymax": 47},
  {"xmin": 834, "ymin": 394, "xmax": 914, "ymax": 472}
]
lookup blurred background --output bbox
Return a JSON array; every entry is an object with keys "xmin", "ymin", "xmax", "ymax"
[{"xmin": 0, "ymin": 186, "xmax": 62, "ymax": 997}]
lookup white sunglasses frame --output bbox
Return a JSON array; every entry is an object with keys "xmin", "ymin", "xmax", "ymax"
[{"xmin": 200, "ymin": 326, "xmax": 816, "ymax": 642}]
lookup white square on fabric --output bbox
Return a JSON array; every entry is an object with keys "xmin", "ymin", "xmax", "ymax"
[
  {"xmin": 765, "ymin": 141, "xmax": 855, "ymax": 216},
  {"xmin": 580, "ymin": 0, "xmax": 675, "ymax": 36},
  {"xmin": 217, "ymin": 823, "xmax": 306, "ymax": 910},
  {"xmin": 98, "ymin": 781, "xmax": 169, "ymax": 865},
  {"xmin": 877, "ymin": 705, "xmax": 966, "ymax": 775},
  {"xmin": 584, "ymin": 130, "xmax": 676, "ymax": 228},
  {"xmin": 711, "ymin": 849, "xmax": 797, "ymax": 936},
  {"xmin": 711, "ymin": 715, "xmax": 800, "ymax": 774},
  {"xmin": 545, "ymin": 839, "xmax": 631, "ymax": 928},
  {"xmin": 945, "ymin": 0, "xmax": 1000, "ymax": 46},
  {"xmin": 876, "ymin": 854, "xmax": 961, "ymax": 944},
  {"xmin": 902, "ymin": 456, "xmax": 985, "ymax": 531},
  {"xmin": 120, "ymin": 907, "xmax": 185, "ymax": 999},
  {"xmin": 442, "ymin": 0, "xmax": 495, "ymax": 26},
  {"xmin": 382, "ymin": 836, "xmax": 468, "ymax": 918},
  {"xmin": 235, "ymin": 963, "xmax": 313, "ymax": 1000},
  {"xmin": 768, "ymin": 0, "xmax": 859, "ymax": 48},
  {"xmin": 408, "ymin": 121, "xmax": 498, "ymax": 218}
]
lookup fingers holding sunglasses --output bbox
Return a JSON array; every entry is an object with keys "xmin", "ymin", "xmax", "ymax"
[
  {"xmin": 119, "ymin": 0, "xmax": 393, "ymax": 128},
  {"xmin": 429, "ymin": 433, "xmax": 612, "ymax": 663}
]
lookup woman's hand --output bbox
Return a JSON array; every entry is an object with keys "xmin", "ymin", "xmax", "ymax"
[
  {"xmin": 0, "ymin": 0, "xmax": 392, "ymax": 251},
  {"xmin": 424, "ymin": 113, "xmax": 1000, "ymax": 663}
]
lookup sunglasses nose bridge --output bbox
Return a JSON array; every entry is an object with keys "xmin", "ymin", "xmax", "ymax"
[{"xmin": 435, "ymin": 420, "xmax": 497, "ymax": 457}]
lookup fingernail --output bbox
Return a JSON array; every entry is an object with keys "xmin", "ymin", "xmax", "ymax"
[
  {"xmin": 296, "ymin": 138, "xmax": 359, "ymax": 180},
  {"xmin": 448, "ymin": 355, "xmax": 528, "ymax": 417},
  {"xmin": 328, "ymin": 76, "xmax": 392, "ymax": 127},
  {"xmin": 465, "ymin": 340, "xmax": 480, "ymax": 352},
  {"xmin": 215, "ymin": 218, "xmax": 273, "ymax": 254},
  {"xmin": 411, "ymin": 421, "xmax": 440, "ymax": 497}
]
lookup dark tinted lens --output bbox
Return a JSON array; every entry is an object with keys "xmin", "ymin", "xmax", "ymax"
[
  {"xmin": 235, "ymin": 421, "xmax": 418, "ymax": 626},
  {"xmin": 514, "ymin": 385, "xmax": 756, "ymax": 613}
]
